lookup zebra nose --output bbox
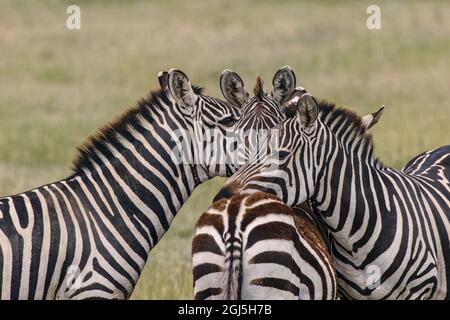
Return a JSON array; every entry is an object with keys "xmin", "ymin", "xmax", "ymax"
[{"xmin": 213, "ymin": 186, "xmax": 234, "ymax": 202}]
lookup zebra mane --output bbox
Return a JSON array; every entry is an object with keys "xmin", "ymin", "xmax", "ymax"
[
  {"xmin": 71, "ymin": 85, "xmax": 203, "ymax": 175},
  {"xmin": 317, "ymin": 99, "xmax": 379, "ymax": 162}
]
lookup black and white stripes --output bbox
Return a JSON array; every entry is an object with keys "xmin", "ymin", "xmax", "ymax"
[
  {"xmin": 219, "ymin": 92, "xmax": 450, "ymax": 299},
  {"xmin": 0, "ymin": 69, "xmax": 245, "ymax": 299},
  {"xmin": 192, "ymin": 192, "xmax": 336, "ymax": 300},
  {"xmin": 0, "ymin": 66, "xmax": 305, "ymax": 299}
]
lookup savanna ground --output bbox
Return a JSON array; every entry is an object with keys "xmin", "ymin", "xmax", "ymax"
[{"xmin": 0, "ymin": 0, "xmax": 449, "ymax": 299}]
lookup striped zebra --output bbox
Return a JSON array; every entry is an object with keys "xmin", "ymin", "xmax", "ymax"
[
  {"xmin": 192, "ymin": 192, "xmax": 336, "ymax": 300},
  {"xmin": 218, "ymin": 91, "xmax": 450, "ymax": 299},
  {"xmin": 193, "ymin": 98, "xmax": 382, "ymax": 300},
  {"xmin": 0, "ymin": 66, "xmax": 299, "ymax": 299},
  {"xmin": 204, "ymin": 69, "xmax": 384, "ymax": 300}
]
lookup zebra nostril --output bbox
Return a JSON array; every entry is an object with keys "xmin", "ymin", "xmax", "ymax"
[{"xmin": 213, "ymin": 186, "xmax": 234, "ymax": 202}]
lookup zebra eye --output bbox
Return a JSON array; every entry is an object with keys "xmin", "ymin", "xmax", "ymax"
[
  {"xmin": 218, "ymin": 116, "xmax": 237, "ymax": 126},
  {"xmin": 276, "ymin": 150, "xmax": 291, "ymax": 160}
]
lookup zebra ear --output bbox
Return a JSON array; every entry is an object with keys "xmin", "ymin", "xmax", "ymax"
[
  {"xmin": 157, "ymin": 71, "xmax": 171, "ymax": 96},
  {"xmin": 297, "ymin": 94, "xmax": 318, "ymax": 127},
  {"xmin": 272, "ymin": 66, "xmax": 296, "ymax": 105},
  {"xmin": 220, "ymin": 69, "xmax": 248, "ymax": 107},
  {"xmin": 158, "ymin": 71, "xmax": 168, "ymax": 89},
  {"xmin": 282, "ymin": 86, "xmax": 308, "ymax": 117},
  {"xmin": 167, "ymin": 69, "xmax": 198, "ymax": 107},
  {"xmin": 361, "ymin": 105, "xmax": 385, "ymax": 129}
]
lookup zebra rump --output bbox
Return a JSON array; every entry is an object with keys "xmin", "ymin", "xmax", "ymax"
[{"xmin": 192, "ymin": 192, "xmax": 337, "ymax": 300}]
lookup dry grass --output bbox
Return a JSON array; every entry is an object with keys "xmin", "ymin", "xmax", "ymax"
[{"xmin": 0, "ymin": 0, "xmax": 449, "ymax": 299}]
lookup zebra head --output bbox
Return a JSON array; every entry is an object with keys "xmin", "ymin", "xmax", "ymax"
[
  {"xmin": 216, "ymin": 92, "xmax": 385, "ymax": 205},
  {"xmin": 160, "ymin": 68, "xmax": 243, "ymax": 177},
  {"xmin": 160, "ymin": 67, "xmax": 299, "ymax": 177},
  {"xmin": 219, "ymin": 66, "xmax": 299, "ymax": 166}
]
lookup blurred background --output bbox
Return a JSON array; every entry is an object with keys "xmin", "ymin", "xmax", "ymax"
[{"xmin": 0, "ymin": 0, "xmax": 449, "ymax": 299}]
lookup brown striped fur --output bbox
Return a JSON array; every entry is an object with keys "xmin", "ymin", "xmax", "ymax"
[{"xmin": 192, "ymin": 191, "xmax": 336, "ymax": 300}]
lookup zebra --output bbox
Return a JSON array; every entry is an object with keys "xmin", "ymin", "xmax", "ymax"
[
  {"xmin": 192, "ymin": 98, "xmax": 383, "ymax": 300},
  {"xmin": 202, "ymin": 68, "xmax": 384, "ymax": 300},
  {"xmin": 192, "ymin": 192, "xmax": 337, "ymax": 300},
  {"xmin": 217, "ymin": 91, "xmax": 450, "ymax": 299},
  {"xmin": 0, "ymin": 66, "xmax": 299, "ymax": 299}
]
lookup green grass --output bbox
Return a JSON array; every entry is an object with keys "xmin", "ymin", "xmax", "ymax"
[{"xmin": 0, "ymin": 0, "xmax": 449, "ymax": 299}]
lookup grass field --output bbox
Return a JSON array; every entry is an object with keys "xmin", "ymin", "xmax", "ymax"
[{"xmin": 0, "ymin": 0, "xmax": 449, "ymax": 299}]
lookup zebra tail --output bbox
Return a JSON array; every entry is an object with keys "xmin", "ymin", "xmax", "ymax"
[{"xmin": 224, "ymin": 237, "xmax": 243, "ymax": 300}]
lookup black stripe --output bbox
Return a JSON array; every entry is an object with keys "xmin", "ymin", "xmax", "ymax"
[
  {"xmin": 195, "ymin": 287, "xmax": 222, "ymax": 300},
  {"xmin": 192, "ymin": 234, "xmax": 223, "ymax": 256},
  {"xmin": 39, "ymin": 187, "xmax": 60, "ymax": 299},
  {"xmin": 250, "ymin": 277, "xmax": 299, "ymax": 296},
  {"xmin": 193, "ymin": 263, "xmax": 223, "ymax": 282}
]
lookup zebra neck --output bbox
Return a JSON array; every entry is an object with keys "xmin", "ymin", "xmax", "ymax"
[
  {"xmin": 312, "ymin": 136, "xmax": 386, "ymax": 255},
  {"xmin": 73, "ymin": 160, "xmax": 208, "ymax": 257},
  {"xmin": 69, "ymin": 89, "xmax": 214, "ymax": 249},
  {"xmin": 72, "ymin": 131, "xmax": 210, "ymax": 254}
]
